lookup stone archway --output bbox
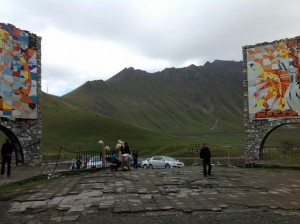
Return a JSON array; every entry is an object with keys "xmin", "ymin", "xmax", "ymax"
[
  {"xmin": 0, "ymin": 117, "xmax": 42, "ymax": 164},
  {"xmin": 244, "ymin": 119, "xmax": 299, "ymax": 160},
  {"xmin": 0, "ymin": 125, "xmax": 23, "ymax": 164},
  {"xmin": 259, "ymin": 123, "xmax": 300, "ymax": 159},
  {"xmin": 243, "ymin": 36, "xmax": 300, "ymax": 160}
]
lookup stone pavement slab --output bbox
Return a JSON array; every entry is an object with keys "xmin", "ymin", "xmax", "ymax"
[{"xmin": 1, "ymin": 166, "xmax": 300, "ymax": 223}]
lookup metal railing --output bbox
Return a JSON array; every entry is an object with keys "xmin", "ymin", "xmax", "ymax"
[
  {"xmin": 263, "ymin": 145, "xmax": 300, "ymax": 160},
  {"xmin": 71, "ymin": 150, "xmax": 119, "ymax": 169}
]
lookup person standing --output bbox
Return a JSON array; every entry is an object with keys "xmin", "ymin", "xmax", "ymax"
[
  {"xmin": 76, "ymin": 158, "xmax": 82, "ymax": 170},
  {"xmin": 200, "ymin": 143, "xmax": 212, "ymax": 177},
  {"xmin": 132, "ymin": 150, "xmax": 138, "ymax": 169},
  {"xmin": 1, "ymin": 139, "xmax": 14, "ymax": 177},
  {"xmin": 120, "ymin": 142, "xmax": 125, "ymax": 155},
  {"xmin": 123, "ymin": 142, "xmax": 131, "ymax": 154},
  {"xmin": 121, "ymin": 142, "xmax": 131, "ymax": 171}
]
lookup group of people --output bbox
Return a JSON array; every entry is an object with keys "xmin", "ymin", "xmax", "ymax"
[{"xmin": 110, "ymin": 141, "xmax": 139, "ymax": 171}]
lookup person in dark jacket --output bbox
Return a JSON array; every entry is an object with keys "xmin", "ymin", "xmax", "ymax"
[
  {"xmin": 1, "ymin": 139, "xmax": 14, "ymax": 177},
  {"xmin": 132, "ymin": 150, "xmax": 138, "ymax": 169},
  {"xmin": 123, "ymin": 142, "xmax": 131, "ymax": 154},
  {"xmin": 200, "ymin": 143, "xmax": 212, "ymax": 177}
]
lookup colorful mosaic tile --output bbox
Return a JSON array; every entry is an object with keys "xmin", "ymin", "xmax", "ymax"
[
  {"xmin": 0, "ymin": 23, "xmax": 37, "ymax": 119},
  {"xmin": 247, "ymin": 39, "xmax": 300, "ymax": 120}
]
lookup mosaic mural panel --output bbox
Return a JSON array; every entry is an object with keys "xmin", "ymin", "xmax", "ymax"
[
  {"xmin": 247, "ymin": 38, "xmax": 300, "ymax": 120},
  {"xmin": 0, "ymin": 24, "xmax": 37, "ymax": 119}
]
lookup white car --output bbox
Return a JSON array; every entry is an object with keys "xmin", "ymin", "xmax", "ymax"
[
  {"xmin": 86, "ymin": 156, "xmax": 101, "ymax": 168},
  {"xmin": 148, "ymin": 156, "xmax": 184, "ymax": 169},
  {"xmin": 141, "ymin": 158, "xmax": 150, "ymax": 169},
  {"xmin": 86, "ymin": 156, "xmax": 109, "ymax": 169}
]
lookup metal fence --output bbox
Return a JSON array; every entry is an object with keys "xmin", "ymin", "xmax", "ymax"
[
  {"xmin": 71, "ymin": 150, "xmax": 119, "ymax": 170},
  {"xmin": 188, "ymin": 144, "xmax": 202, "ymax": 153},
  {"xmin": 263, "ymin": 145, "xmax": 300, "ymax": 160}
]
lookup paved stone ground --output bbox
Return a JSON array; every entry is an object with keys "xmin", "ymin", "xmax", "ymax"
[{"xmin": 1, "ymin": 165, "xmax": 300, "ymax": 223}]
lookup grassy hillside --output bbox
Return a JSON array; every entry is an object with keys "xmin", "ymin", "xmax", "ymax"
[
  {"xmin": 62, "ymin": 60, "xmax": 244, "ymax": 138},
  {"xmin": 42, "ymin": 93, "xmax": 246, "ymax": 160},
  {"xmin": 41, "ymin": 91, "xmax": 300, "ymax": 160},
  {"xmin": 42, "ymin": 93, "xmax": 192, "ymax": 159}
]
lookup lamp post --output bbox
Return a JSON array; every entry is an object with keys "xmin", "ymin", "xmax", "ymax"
[
  {"xmin": 99, "ymin": 140, "xmax": 104, "ymax": 167},
  {"xmin": 224, "ymin": 146, "xmax": 231, "ymax": 167}
]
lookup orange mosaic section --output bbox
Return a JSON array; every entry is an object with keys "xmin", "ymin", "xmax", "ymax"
[
  {"xmin": 247, "ymin": 38, "xmax": 300, "ymax": 120},
  {"xmin": 254, "ymin": 109, "xmax": 298, "ymax": 119}
]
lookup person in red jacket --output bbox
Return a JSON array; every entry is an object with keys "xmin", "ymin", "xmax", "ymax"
[{"xmin": 200, "ymin": 143, "xmax": 212, "ymax": 177}]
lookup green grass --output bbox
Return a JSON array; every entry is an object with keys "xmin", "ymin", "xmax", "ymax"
[
  {"xmin": 42, "ymin": 94, "xmax": 193, "ymax": 159},
  {"xmin": 42, "ymin": 93, "xmax": 246, "ymax": 160}
]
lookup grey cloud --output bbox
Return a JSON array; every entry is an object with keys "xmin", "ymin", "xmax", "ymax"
[{"xmin": 2, "ymin": 0, "xmax": 300, "ymax": 66}]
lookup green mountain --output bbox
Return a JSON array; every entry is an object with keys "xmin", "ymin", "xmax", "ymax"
[
  {"xmin": 62, "ymin": 60, "xmax": 244, "ymax": 139},
  {"xmin": 42, "ymin": 93, "xmax": 198, "ymax": 159}
]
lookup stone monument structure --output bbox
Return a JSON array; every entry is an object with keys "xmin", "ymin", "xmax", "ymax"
[
  {"xmin": 243, "ymin": 36, "xmax": 300, "ymax": 160},
  {"xmin": 0, "ymin": 23, "xmax": 42, "ymax": 164}
]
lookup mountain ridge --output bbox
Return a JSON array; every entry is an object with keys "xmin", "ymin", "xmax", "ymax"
[{"xmin": 62, "ymin": 60, "xmax": 244, "ymax": 138}]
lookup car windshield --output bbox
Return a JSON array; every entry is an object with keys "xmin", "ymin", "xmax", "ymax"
[{"xmin": 164, "ymin": 157, "xmax": 176, "ymax": 161}]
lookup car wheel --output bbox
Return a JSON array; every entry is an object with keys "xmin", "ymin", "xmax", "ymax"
[
  {"xmin": 143, "ymin": 164, "xmax": 148, "ymax": 169},
  {"xmin": 149, "ymin": 164, "xmax": 153, "ymax": 169},
  {"xmin": 165, "ymin": 164, "xmax": 170, "ymax": 169}
]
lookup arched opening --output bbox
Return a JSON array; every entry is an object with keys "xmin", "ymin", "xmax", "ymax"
[
  {"xmin": 260, "ymin": 123, "xmax": 300, "ymax": 161},
  {"xmin": 0, "ymin": 125, "xmax": 24, "ymax": 165}
]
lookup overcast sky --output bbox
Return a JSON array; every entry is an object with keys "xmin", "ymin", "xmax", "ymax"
[{"xmin": 1, "ymin": 0, "xmax": 300, "ymax": 96}]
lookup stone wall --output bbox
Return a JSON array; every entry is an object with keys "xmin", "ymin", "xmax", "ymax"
[
  {"xmin": 0, "ymin": 23, "xmax": 42, "ymax": 164},
  {"xmin": 243, "ymin": 37, "xmax": 300, "ymax": 160}
]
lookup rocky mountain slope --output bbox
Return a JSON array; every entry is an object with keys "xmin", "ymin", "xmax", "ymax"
[{"xmin": 62, "ymin": 60, "xmax": 244, "ymax": 138}]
